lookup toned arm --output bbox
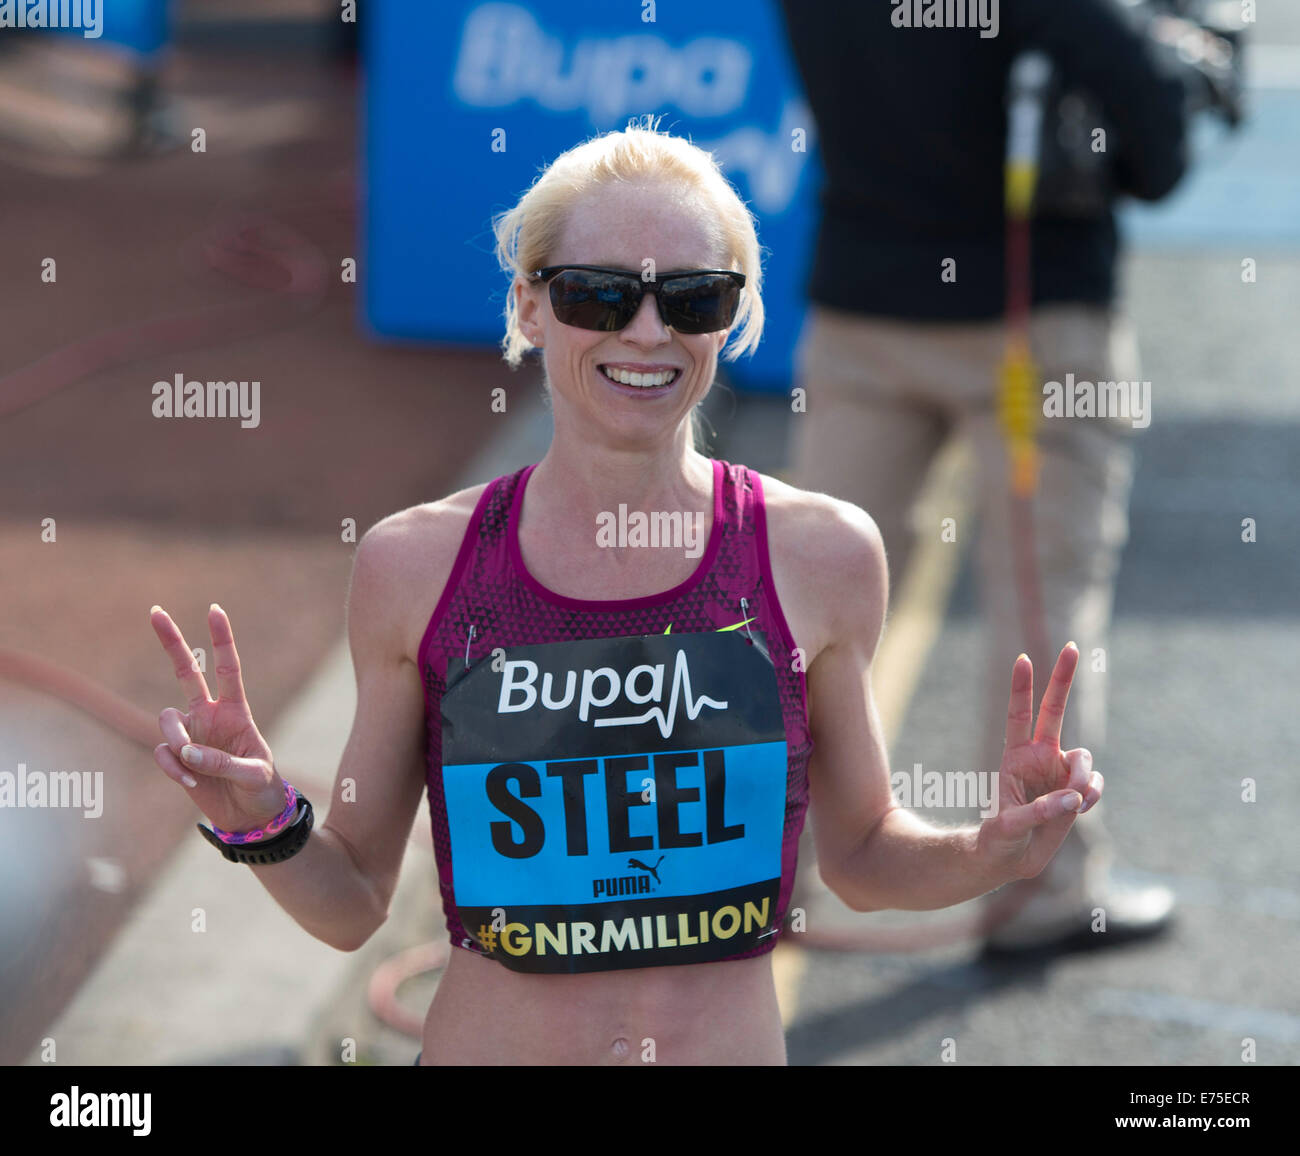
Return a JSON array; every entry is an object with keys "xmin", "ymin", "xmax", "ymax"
[
  {"xmin": 792, "ymin": 494, "xmax": 1006, "ymax": 913},
  {"xmin": 249, "ymin": 500, "xmax": 470, "ymax": 949}
]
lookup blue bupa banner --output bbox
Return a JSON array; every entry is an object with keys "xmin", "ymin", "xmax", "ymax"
[
  {"xmin": 363, "ymin": 0, "xmax": 822, "ymax": 393},
  {"xmin": 440, "ymin": 629, "xmax": 788, "ymax": 972}
]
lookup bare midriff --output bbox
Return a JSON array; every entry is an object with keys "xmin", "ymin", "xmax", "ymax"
[{"xmin": 418, "ymin": 944, "xmax": 786, "ymax": 1065}]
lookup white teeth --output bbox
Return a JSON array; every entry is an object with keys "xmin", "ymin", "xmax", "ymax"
[{"xmin": 600, "ymin": 366, "xmax": 678, "ymax": 388}]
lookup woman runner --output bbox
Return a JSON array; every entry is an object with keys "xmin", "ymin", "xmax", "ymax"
[{"xmin": 148, "ymin": 124, "xmax": 1101, "ymax": 1066}]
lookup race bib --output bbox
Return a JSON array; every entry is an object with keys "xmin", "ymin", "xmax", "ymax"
[{"xmin": 440, "ymin": 629, "xmax": 787, "ymax": 973}]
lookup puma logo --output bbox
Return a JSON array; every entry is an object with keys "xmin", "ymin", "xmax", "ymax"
[
  {"xmin": 592, "ymin": 856, "xmax": 662, "ymax": 899},
  {"xmin": 627, "ymin": 855, "xmax": 665, "ymax": 885}
]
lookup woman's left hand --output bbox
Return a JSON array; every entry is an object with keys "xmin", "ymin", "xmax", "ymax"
[{"xmin": 975, "ymin": 642, "xmax": 1104, "ymax": 883}]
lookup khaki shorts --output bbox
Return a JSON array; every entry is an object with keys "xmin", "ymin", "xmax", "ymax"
[{"xmin": 790, "ymin": 302, "xmax": 1140, "ymax": 771}]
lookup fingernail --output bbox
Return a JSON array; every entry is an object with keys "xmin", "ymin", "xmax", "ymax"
[
  {"xmin": 1061, "ymin": 793, "xmax": 1082, "ymax": 812},
  {"xmin": 181, "ymin": 773, "xmax": 198, "ymax": 788},
  {"xmin": 1017, "ymin": 652, "xmax": 1028, "ymax": 663},
  {"xmin": 1067, "ymin": 640, "xmax": 1078, "ymax": 650},
  {"xmin": 181, "ymin": 744, "xmax": 201, "ymax": 768}
]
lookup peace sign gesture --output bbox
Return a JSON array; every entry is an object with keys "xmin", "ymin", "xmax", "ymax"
[
  {"xmin": 975, "ymin": 643, "xmax": 1104, "ymax": 882},
  {"xmin": 149, "ymin": 603, "xmax": 286, "ymax": 834}
]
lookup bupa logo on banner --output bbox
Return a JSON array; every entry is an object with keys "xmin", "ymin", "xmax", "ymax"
[
  {"xmin": 364, "ymin": 0, "xmax": 821, "ymax": 393},
  {"xmin": 440, "ymin": 629, "xmax": 787, "ymax": 973}
]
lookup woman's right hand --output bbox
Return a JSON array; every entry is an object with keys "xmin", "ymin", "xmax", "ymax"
[{"xmin": 149, "ymin": 603, "xmax": 286, "ymax": 834}]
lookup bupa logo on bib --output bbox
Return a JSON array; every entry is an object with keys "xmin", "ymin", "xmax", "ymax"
[{"xmin": 440, "ymin": 629, "xmax": 787, "ymax": 973}]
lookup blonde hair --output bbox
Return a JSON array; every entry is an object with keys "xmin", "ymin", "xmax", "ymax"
[{"xmin": 491, "ymin": 119, "xmax": 765, "ymax": 372}]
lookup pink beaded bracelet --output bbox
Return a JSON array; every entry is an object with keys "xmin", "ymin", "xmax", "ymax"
[{"xmin": 210, "ymin": 780, "xmax": 299, "ymax": 845}]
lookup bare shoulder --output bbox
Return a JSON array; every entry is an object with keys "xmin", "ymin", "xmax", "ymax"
[
  {"xmin": 755, "ymin": 471, "xmax": 888, "ymax": 663},
  {"xmin": 348, "ymin": 482, "xmax": 490, "ymax": 664}
]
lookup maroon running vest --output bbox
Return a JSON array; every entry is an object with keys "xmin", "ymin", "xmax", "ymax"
[{"xmin": 418, "ymin": 458, "xmax": 813, "ymax": 973}]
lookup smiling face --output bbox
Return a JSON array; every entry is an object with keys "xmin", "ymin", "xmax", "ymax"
[{"xmin": 514, "ymin": 179, "xmax": 734, "ymax": 451}]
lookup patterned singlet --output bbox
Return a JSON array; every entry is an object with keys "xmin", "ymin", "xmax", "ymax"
[{"xmin": 418, "ymin": 458, "xmax": 813, "ymax": 974}]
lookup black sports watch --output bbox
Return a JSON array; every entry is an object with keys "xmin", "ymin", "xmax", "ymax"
[{"xmin": 197, "ymin": 794, "xmax": 314, "ymax": 865}]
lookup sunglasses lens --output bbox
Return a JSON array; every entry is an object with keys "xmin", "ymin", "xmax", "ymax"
[
  {"xmin": 661, "ymin": 275, "xmax": 741, "ymax": 334},
  {"xmin": 548, "ymin": 270, "xmax": 638, "ymax": 331},
  {"xmin": 544, "ymin": 269, "xmax": 742, "ymax": 334}
]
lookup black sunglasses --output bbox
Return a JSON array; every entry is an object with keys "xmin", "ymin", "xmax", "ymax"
[{"xmin": 530, "ymin": 265, "xmax": 745, "ymax": 335}]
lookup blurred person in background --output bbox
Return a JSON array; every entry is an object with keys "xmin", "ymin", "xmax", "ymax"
[{"xmin": 779, "ymin": 0, "xmax": 1242, "ymax": 953}]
